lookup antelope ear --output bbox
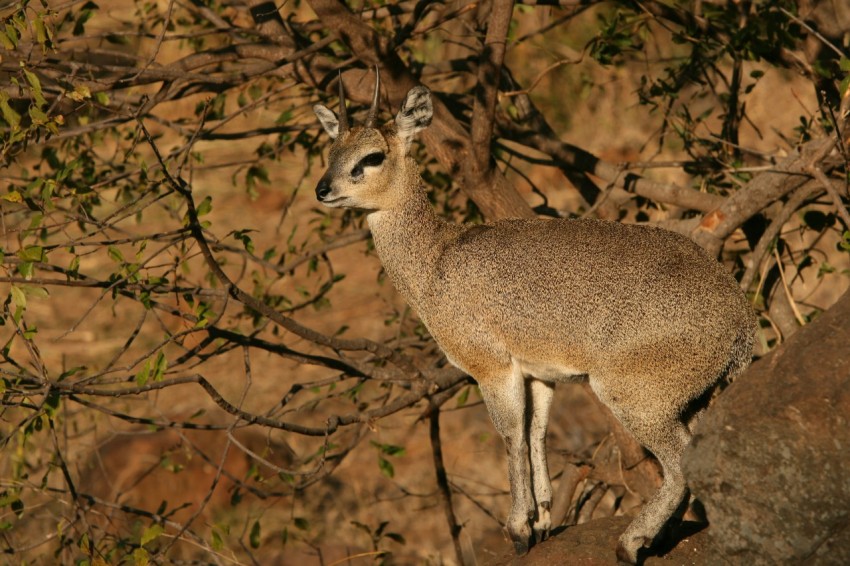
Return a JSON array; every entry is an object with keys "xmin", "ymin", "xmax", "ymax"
[
  {"xmin": 314, "ymin": 104, "xmax": 340, "ymax": 139},
  {"xmin": 395, "ymin": 86, "xmax": 432, "ymax": 151}
]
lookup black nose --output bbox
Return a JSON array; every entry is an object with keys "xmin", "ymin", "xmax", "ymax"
[{"xmin": 316, "ymin": 178, "xmax": 332, "ymax": 201}]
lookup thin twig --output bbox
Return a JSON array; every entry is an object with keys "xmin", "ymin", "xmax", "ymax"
[
  {"xmin": 428, "ymin": 400, "xmax": 467, "ymax": 566},
  {"xmin": 809, "ymin": 165, "xmax": 850, "ymax": 229},
  {"xmin": 773, "ymin": 247, "xmax": 806, "ymax": 326}
]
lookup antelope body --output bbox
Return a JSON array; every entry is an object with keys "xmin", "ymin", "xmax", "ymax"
[{"xmin": 313, "ymin": 70, "xmax": 756, "ymax": 563}]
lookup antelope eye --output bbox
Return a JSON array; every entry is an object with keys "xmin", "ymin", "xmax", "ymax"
[
  {"xmin": 360, "ymin": 152, "xmax": 386, "ymax": 168},
  {"xmin": 351, "ymin": 151, "xmax": 385, "ymax": 178}
]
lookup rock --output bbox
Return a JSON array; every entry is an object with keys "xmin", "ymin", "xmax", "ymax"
[
  {"xmin": 483, "ymin": 515, "xmax": 711, "ymax": 565},
  {"xmin": 683, "ymin": 290, "xmax": 850, "ymax": 564}
]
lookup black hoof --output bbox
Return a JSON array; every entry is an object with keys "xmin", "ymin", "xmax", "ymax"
[
  {"xmin": 513, "ymin": 539, "xmax": 529, "ymax": 556},
  {"xmin": 615, "ymin": 543, "xmax": 636, "ymax": 565}
]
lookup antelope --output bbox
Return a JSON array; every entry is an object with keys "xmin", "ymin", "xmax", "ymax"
[{"xmin": 312, "ymin": 68, "xmax": 756, "ymax": 564}]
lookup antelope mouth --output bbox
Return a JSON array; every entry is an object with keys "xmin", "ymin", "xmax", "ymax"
[{"xmin": 320, "ymin": 196, "xmax": 350, "ymax": 207}]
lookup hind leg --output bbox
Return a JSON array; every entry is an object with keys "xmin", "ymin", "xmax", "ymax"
[
  {"xmin": 591, "ymin": 380, "xmax": 692, "ymax": 564},
  {"xmin": 527, "ymin": 379, "xmax": 554, "ymax": 543},
  {"xmin": 614, "ymin": 418, "xmax": 691, "ymax": 564}
]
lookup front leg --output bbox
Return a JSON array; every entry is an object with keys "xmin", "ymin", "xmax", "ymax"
[
  {"xmin": 527, "ymin": 379, "xmax": 554, "ymax": 543},
  {"xmin": 478, "ymin": 361, "xmax": 534, "ymax": 555}
]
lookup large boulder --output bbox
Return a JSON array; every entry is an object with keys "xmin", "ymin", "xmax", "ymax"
[{"xmin": 683, "ymin": 290, "xmax": 850, "ymax": 564}]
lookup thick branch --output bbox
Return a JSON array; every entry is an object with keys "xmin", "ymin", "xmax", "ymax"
[
  {"xmin": 497, "ymin": 80, "xmax": 725, "ymax": 213},
  {"xmin": 499, "ymin": 117, "xmax": 725, "ymax": 213},
  {"xmin": 691, "ymin": 136, "xmax": 837, "ymax": 256},
  {"xmin": 470, "ymin": 0, "xmax": 515, "ymax": 169}
]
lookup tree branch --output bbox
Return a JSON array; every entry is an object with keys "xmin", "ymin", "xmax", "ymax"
[
  {"xmin": 428, "ymin": 400, "xmax": 467, "ymax": 566},
  {"xmin": 692, "ymin": 136, "xmax": 837, "ymax": 256},
  {"xmin": 470, "ymin": 0, "xmax": 515, "ymax": 169}
]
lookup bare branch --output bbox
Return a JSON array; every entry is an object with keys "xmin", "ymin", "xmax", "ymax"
[
  {"xmin": 692, "ymin": 136, "xmax": 837, "ymax": 256},
  {"xmin": 428, "ymin": 400, "xmax": 467, "ymax": 565},
  {"xmin": 470, "ymin": 0, "xmax": 516, "ymax": 169}
]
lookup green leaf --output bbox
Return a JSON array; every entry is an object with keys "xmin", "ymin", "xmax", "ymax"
[
  {"xmin": 370, "ymin": 441, "xmax": 406, "ymax": 457},
  {"xmin": 1, "ymin": 190, "xmax": 22, "ymax": 203},
  {"xmin": 249, "ymin": 520, "xmax": 261, "ymax": 548},
  {"xmin": 211, "ymin": 528, "xmax": 223, "ymax": 551},
  {"xmin": 245, "ymin": 165, "xmax": 269, "ymax": 199},
  {"xmin": 10, "ymin": 286, "xmax": 26, "ymax": 310},
  {"xmin": 293, "ymin": 517, "xmax": 309, "ymax": 531},
  {"xmin": 18, "ymin": 246, "xmax": 44, "ymax": 262},
  {"xmin": 140, "ymin": 524, "xmax": 163, "ymax": 546},
  {"xmin": 107, "ymin": 245, "xmax": 124, "ymax": 263},
  {"xmin": 384, "ymin": 532, "xmax": 406, "ymax": 545},
  {"xmin": 378, "ymin": 456, "xmax": 394, "ymax": 478},
  {"xmin": 23, "ymin": 68, "xmax": 47, "ymax": 108},
  {"xmin": 0, "ymin": 30, "xmax": 13, "ymax": 50},
  {"xmin": 68, "ymin": 255, "xmax": 80, "ymax": 276},
  {"xmin": 44, "ymin": 388, "xmax": 60, "ymax": 416},
  {"xmin": 152, "ymin": 351, "xmax": 167, "ymax": 381},
  {"xmin": 21, "ymin": 285, "xmax": 48, "ymax": 299},
  {"xmin": 351, "ymin": 520, "xmax": 370, "ymax": 534},
  {"xmin": 73, "ymin": 3, "xmax": 98, "ymax": 36},
  {"xmin": 456, "ymin": 386, "xmax": 470, "ymax": 407},
  {"xmin": 58, "ymin": 366, "xmax": 85, "ymax": 381},
  {"xmin": 68, "ymin": 84, "xmax": 92, "ymax": 102},
  {"xmin": 3, "ymin": 25, "xmax": 18, "ymax": 50},
  {"xmin": 841, "ymin": 75, "xmax": 850, "ymax": 98},
  {"xmin": 18, "ymin": 261, "xmax": 33, "ymax": 280},
  {"xmin": 233, "ymin": 230, "xmax": 255, "ymax": 253},
  {"xmin": 0, "ymin": 92, "xmax": 21, "ymax": 130},
  {"xmin": 28, "ymin": 105, "xmax": 49, "ymax": 125},
  {"xmin": 105, "ymin": 33, "xmax": 129, "ymax": 45},
  {"xmin": 135, "ymin": 359, "xmax": 151, "ymax": 387},
  {"xmin": 195, "ymin": 195, "xmax": 212, "ymax": 217},
  {"xmin": 33, "ymin": 15, "xmax": 51, "ymax": 46}
]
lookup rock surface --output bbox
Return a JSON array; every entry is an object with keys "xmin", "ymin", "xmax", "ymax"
[
  {"xmin": 683, "ymin": 290, "xmax": 850, "ymax": 564},
  {"xmin": 483, "ymin": 516, "xmax": 710, "ymax": 565}
]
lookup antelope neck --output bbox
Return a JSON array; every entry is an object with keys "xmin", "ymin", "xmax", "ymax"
[{"xmin": 366, "ymin": 179, "xmax": 455, "ymax": 309}]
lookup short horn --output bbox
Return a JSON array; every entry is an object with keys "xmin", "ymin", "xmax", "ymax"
[
  {"xmin": 365, "ymin": 65, "xmax": 380, "ymax": 128},
  {"xmin": 337, "ymin": 70, "xmax": 349, "ymax": 134}
]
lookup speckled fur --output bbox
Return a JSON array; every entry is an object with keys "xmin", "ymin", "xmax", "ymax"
[{"xmin": 314, "ymin": 86, "xmax": 756, "ymax": 564}]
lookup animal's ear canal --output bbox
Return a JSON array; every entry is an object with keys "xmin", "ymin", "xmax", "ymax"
[
  {"xmin": 314, "ymin": 104, "xmax": 340, "ymax": 139},
  {"xmin": 395, "ymin": 86, "xmax": 433, "ymax": 151}
]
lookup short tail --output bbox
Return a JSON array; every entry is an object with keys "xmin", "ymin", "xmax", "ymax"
[
  {"xmin": 686, "ymin": 319, "xmax": 757, "ymax": 433},
  {"xmin": 725, "ymin": 319, "xmax": 757, "ymax": 384}
]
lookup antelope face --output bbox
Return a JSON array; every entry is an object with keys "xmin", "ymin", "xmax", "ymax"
[
  {"xmin": 313, "ymin": 67, "xmax": 432, "ymax": 212},
  {"xmin": 313, "ymin": 127, "xmax": 391, "ymax": 210}
]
